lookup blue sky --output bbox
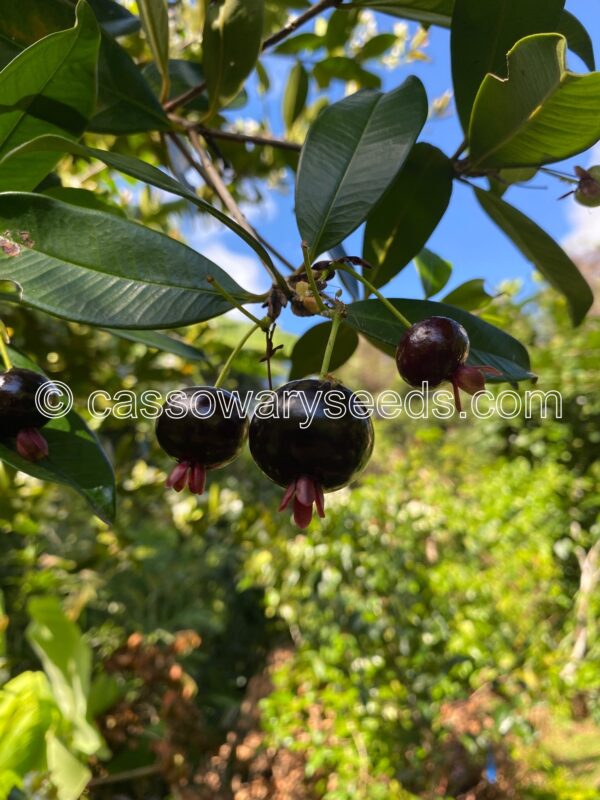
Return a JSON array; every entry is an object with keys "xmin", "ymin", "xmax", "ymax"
[{"xmin": 188, "ymin": 1, "xmax": 600, "ymax": 335}]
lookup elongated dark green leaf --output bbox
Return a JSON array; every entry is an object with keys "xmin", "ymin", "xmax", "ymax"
[
  {"xmin": 283, "ymin": 62, "xmax": 309, "ymax": 130},
  {"xmin": 104, "ymin": 329, "xmax": 209, "ymax": 363},
  {"xmin": 89, "ymin": 31, "xmax": 169, "ymax": 134},
  {"xmin": 356, "ymin": 34, "xmax": 397, "ymax": 61},
  {"xmin": 313, "ymin": 57, "xmax": 381, "ymax": 90},
  {"xmin": 414, "ymin": 248, "xmax": 452, "ymax": 298},
  {"xmin": 0, "ymin": 193, "xmax": 255, "ymax": 328},
  {"xmin": 345, "ymin": 298, "xmax": 534, "ymax": 381},
  {"xmin": 138, "ymin": 0, "xmax": 170, "ymax": 102},
  {"xmin": 88, "ymin": 0, "xmax": 141, "ymax": 37},
  {"xmin": 442, "ymin": 278, "xmax": 492, "ymax": 311},
  {"xmin": 203, "ymin": 0, "xmax": 264, "ymax": 116},
  {"xmin": 0, "ymin": 0, "xmax": 100, "ymax": 193},
  {"xmin": 0, "ymin": 0, "xmax": 167, "ymax": 135},
  {"xmin": 349, "ymin": 0, "xmax": 453, "ymax": 26},
  {"xmin": 474, "ymin": 187, "xmax": 593, "ymax": 326},
  {"xmin": 557, "ymin": 10, "xmax": 595, "ymax": 71},
  {"xmin": 363, "ymin": 143, "xmax": 453, "ymax": 289},
  {"xmin": 289, "ymin": 321, "xmax": 358, "ymax": 380},
  {"xmin": 296, "ymin": 79, "xmax": 428, "ymax": 260},
  {"xmin": 0, "ymin": 134, "xmax": 277, "ymax": 273},
  {"xmin": 274, "ymin": 32, "xmax": 324, "ymax": 54},
  {"xmin": 0, "ymin": 348, "xmax": 115, "ymax": 522},
  {"xmin": 325, "ymin": 8, "xmax": 360, "ymax": 51},
  {"xmin": 451, "ymin": 0, "xmax": 564, "ymax": 133},
  {"xmin": 42, "ymin": 186, "xmax": 126, "ymax": 216},
  {"xmin": 469, "ymin": 34, "xmax": 600, "ymax": 169}
]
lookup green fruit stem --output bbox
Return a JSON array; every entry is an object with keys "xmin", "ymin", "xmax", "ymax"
[
  {"xmin": 319, "ymin": 310, "xmax": 343, "ymax": 379},
  {"xmin": 335, "ymin": 264, "xmax": 412, "ymax": 330},
  {"xmin": 301, "ymin": 242, "xmax": 328, "ymax": 314},
  {"xmin": 214, "ymin": 322, "xmax": 262, "ymax": 389},
  {"xmin": 206, "ymin": 276, "xmax": 271, "ymax": 330},
  {"xmin": 0, "ymin": 322, "xmax": 12, "ymax": 371}
]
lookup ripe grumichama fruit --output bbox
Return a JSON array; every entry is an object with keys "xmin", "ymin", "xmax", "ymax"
[
  {"xmin": 249, "ymin": 378, "xmax": 374, "ymax": 528},
  {"xmin": 395, "ymin": 316, "xmax": 500, "ymax": 411},
  {"xmin": 0, "ymin": 367, "xmax": 54, "ymax": 461},
  {"xmin": 156, "ymin": 386, "xmax": 248, "ymax": 495}
]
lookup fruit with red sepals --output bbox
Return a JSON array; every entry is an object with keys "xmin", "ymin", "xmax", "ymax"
[
  {"xmin": 249, "ymin": 378, "xmax": 374, "ymax": 528},
  {"xmin": 156, "ymin": 386, "xmax": 248, "ymax": 495},
  {"xmin": 0, "ymin": 367, "xmax": 54, "ymax": 461},
  {"xmin": 395, "ymin": 316, "xmax": 500, "ymax": 411}
]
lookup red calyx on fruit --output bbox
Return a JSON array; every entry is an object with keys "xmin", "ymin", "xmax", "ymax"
[
  {"xmin": 15, "ymin": 428, "xmax": 49, "ymax": 461},
  {"xmin": 279, "ymin": 476, "xmax": 326, "ymax": 529}
]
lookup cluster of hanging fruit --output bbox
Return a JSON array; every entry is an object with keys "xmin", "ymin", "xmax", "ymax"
[{"xmin": 0, "ymin": 314, "xmax": 498, "ymax": 529}]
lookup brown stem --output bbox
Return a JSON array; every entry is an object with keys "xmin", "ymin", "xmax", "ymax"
[
  {"xmin": 171, "ymin": 119, "xmax": 301, "ymax": 152},
  {"xmin": 164, "ymin": 81, "xmax": 207, "ymax": 113},
  {"xmin": 262, "ymin": 0, "xmax": 341, "ymax": 50},
  {"xmin": 88, "ymin": 764, "xmax": 162, "ymax": 787}
]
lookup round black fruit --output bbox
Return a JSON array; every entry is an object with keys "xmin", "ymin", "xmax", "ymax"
[
  {"xmin": 395, "ymin": 316, "xmax": 469, "ymax": 388},
  {"xmin": 249, "ymin": 379, "xmax": 374, "ymax": 528},
  {"xmin": 156, "ymin": 386, "xmax": 248, "ymax": 495},
  {"xmin": 0, "ymin": 368, "xmax": 53, "ymax": 438}
]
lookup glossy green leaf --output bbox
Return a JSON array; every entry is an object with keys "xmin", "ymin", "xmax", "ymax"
[
  {"xmin": 88, "ymin": 0, "xmax": 141, "ymax": 37},
  {"xmin": 469, "ymin": 34, "xmax": 600, "ymax": 169},
  {"xmin": 46, "ymin": 733, "xmax": 91, "ymax": 800},
  {"xmin": 296, "ymin": 79, "xmax": 428, "ymax": 260},
  {"xmin": 488, "ymin": 167, "xmax": 538, "ymax": 197},
  {"xmin": 474, "ymin": 187, "xmax": 593, "ymax": 326},
  {"xmin": 0, "ymin": 193, "xmax": 255, "ymax": 329},
  {"xmin": 104, "ymin": 329, "xmax": 209, "ymax": 363},
  {"xmin": 42, "ymin": 186, "xmax": 126, "ymax": 216},
  {"xmin": 325, "ymin": 8, "xmax": 359, "ymax": 51},
  {"xmin": 0, "ymin": 0, "xmax": 100, "ymax": 192},
  {"xmin": 289, "ymin": 321, "xmax": 359, "ymax": 380},
  {"xmin": 348, "ymin": 0, "xmax": 453, "ymax": 26},
  {"xmin": 0, "ymin": 348, "xmax": 116, "ymax": 522},
  {"xmin": 0, "ymin": 0, "xmax": 167, "ymax": 135},
  {"xmin": 356, "ymin": 34, "xmax": 397, "ymax": 61},
  {"xmin": 283, "ymin": 62, "xmax": 309, "ymax": 129},
  {"xmin": 273, "ymin": 32, "xmax": 323, "ymax": 54},
  {"xmin": 89, "ymin": 31, "xmax": 170, "ymax": 133},
  {"xmin": 203, "ymin": 0, "xmax": 264, "ymax": 116},
  {"xmin": 414, "ymin": 247, "xmax": 452, "ymax": 298},
  {"xmin": 137, "ymin": 0, "xmax": 170, "ymax": 103},
  {"xmin": 345, "ymin": 298, "xmax": 534, "ymax": 381},
  {"xmin": 442, "ymin": 278, "xmax": 493, "ymax": 311},
  {"xmin": 0, "ymin": 134, "xmax": 277, "ymax": 274},
  {"xmin": 557, "ymin": 10, "xmax": 595, "ymax": 71},
  {"xmin": 313, "ymin": 57, "xmax": 381, "ymax": 90},
  {"xmin": 451, "ymin": 0, "xmax": 564, "ymax": 132},
  {"xmin": 363, "ymin": 143, "xmax": 453, "ymax": 289},
  {"xmin": 26, "ymin": 596, "xmax": 103, "ymax": 755}
]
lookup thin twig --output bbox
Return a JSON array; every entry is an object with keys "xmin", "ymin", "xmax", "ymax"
[
  {"xmin": 164, "ymin": 81, "xmax": 207, "ymax": 112},
  {"xmin": 88, "ymin": 764, "xmax": 162, "ymax": 787},
  {"xmin": 262, "ymin": 0, "xmax": 340, "ymax": 50},
  {"xmin": 171, "ymin": 120, "xmax": 301, "ymax": 152}
]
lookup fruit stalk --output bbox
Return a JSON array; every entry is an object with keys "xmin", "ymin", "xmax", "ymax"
[
  {"xmin": 301, "ymin": 242, "xmax": 328, "ymax": 314},
  {"xmin": 335, "ymin": 264, "xmax": 412, "ymax": 329},
  {"xmin": 0, "ymin": 322, "xmax": 12, "ymax": 371},
  {"xmin": 320, "ymin": 310, "xmax": 343, "ymax": 378},
  {"xmin": 214, "ymin": 322, "xmax": 261, "ymax": 388},
  {"xmin": 206, "ymin": 276, "xmax": 271, "ymax": 330}
]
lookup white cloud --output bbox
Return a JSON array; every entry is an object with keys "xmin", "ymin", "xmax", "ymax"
[{"xmin": 562, "ymin": 143, "xmax": 600, "ymax": 256}]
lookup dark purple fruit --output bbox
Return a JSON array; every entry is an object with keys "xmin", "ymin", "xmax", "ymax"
[
  {"xmin": 156, "ymin": 386, "xmax": 248, "ymax": 495},
  {"xmin": 0, "ymin": 368, "xmax": 54, "ymax": 460},
  {"xmin": 249, "ymin": 378, "xmax": 374, "ymax": 528},
  {"xmin": 395, "ymin": 317, "xmax": 500, "ymax": 411},
  {"xmin": 396, "ymin": 316, "xmax": 469, "ymax": 388}
]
